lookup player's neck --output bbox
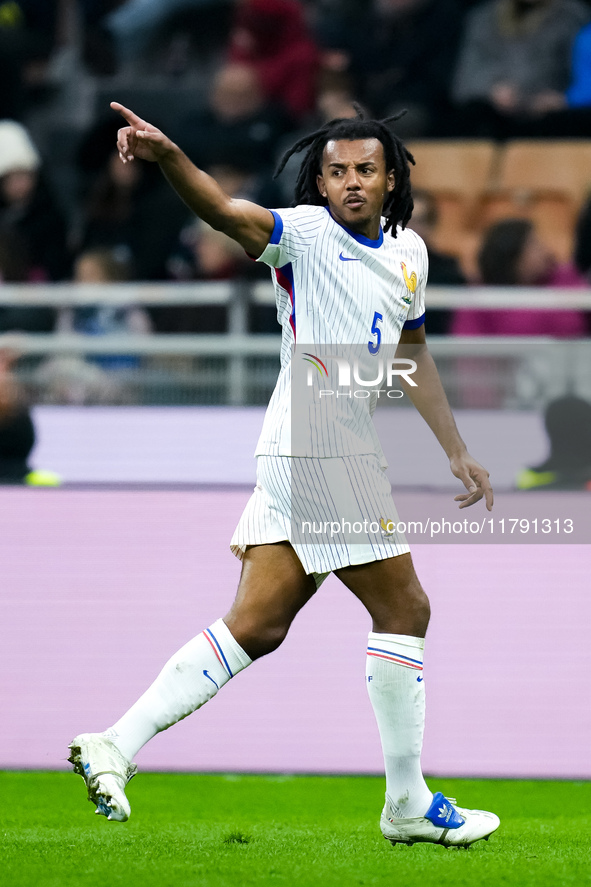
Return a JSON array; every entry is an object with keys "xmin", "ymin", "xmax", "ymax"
[{"xmin": 326, "ymin": 207, "xmax": 383, "ymax": 242}]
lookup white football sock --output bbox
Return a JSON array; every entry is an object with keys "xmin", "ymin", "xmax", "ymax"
[
  {"xmin": 102, "ymin": 618, "xmax": 251, "ymax": 761},
  {"xmin": 366, "ymin": 631, "xmax": 433, "ymax": 819}
]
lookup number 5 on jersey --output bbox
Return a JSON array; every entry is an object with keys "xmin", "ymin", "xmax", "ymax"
[{"xmin": 368, "ymin": 311, "xmax": 383, "ymax": 355}]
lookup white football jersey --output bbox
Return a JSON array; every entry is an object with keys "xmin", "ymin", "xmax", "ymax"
[{"xmin": 254, "ymin": 205, "xmax": 427, "ymax": 460}]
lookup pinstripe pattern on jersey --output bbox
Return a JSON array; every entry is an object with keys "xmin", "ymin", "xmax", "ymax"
[{"xmin": 254, "ymin": 206, "xmax": 428, "ymax": 461}]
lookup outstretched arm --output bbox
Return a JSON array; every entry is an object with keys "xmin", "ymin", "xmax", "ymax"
[
  {"xmin": 110, "ymin": 101, "xmax": 275, "ymax": 257},
  {"xmin": 396, "ymin": 325, "xmax": 494, "ymax": 511}
]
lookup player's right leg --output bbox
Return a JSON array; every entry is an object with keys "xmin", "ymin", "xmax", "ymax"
[
  {"xmin": 335, "ymin": 553, "xmax": 500, "ymax": 847},
  {"xmin": 69, "ymin": 541, "xmax": 316, "ymax": 821}
]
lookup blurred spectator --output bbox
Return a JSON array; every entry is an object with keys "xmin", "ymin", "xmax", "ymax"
[
  {"xmin": 103, "ymin": 0, "xmax": 226, "ymax": 68},
  {"xmin": 0, "ymin": 226, "xmax": 30, "ymax": 283},
  {"xmin": 574, "ymin": 194, "xmax": 591, "ymax": 281},
  {"xmin": 155, "ymin": 210, "xmax": 259, "ymax": 333},
  {"xmin": 409, "ymin": 191, "xmax": 467, "ymax": 286},
  {"xmin": 76, "ymin": 129, "xmax": 187, "ymax": 280},
  {"xmin": 572, "ymin": 196, "xmax": 591, "ymax": 334},
  {"xmin": 566, "ymin": 21, "xmax": 591, "ymax": 106},
  {"xmin": 205, "ymin": 162, "xmax": 283, "ymax": 211},
  {"xmin": 316, "ymin": 87, "xmax": 360, "ymax": 123},
  {"xmin": 80, "ymin": 0, "xmax": 120, "ymax": 75},
  {"xmin": 407, "ymin": 189, "xmax": 466, "ymax": 335},
  {"xmin": 516, "ymin": 394, "xmax": 591, "ymax": 489},
  {"xmin": 317, "ymin": 0, "xmax": 463, "ymax": 135},
  {"xmin": 451, "ymin": 218, "xmax": 587, "ymax": 336},
  {"xmin": 272, "ymin": 86, "xmax": 361, "ymax": 204},
  {"xmin": 174, "ymin": 63, "xmax": 294, "ymax": 173},
  {"xmin": 153, "ymin": 218, "xmax": 236, "ymax": 332},
  {"xmin": 228, "ymin": 0, "xmax": 321, "ymax": 120},
  {"xmin": 0, "ymin": 227, "xmax": 56, "ymax": 332},
  {"xmin": 478, "ymin": 218, "xmax": 585, "ymax": 289},
  {"xmin": 56, "ymin": 247, "xmax": 150, "ymax": 375},
  {"xmin": 34, "ymin": 354, "xmax": 123, "ymax": 405},
  {"xmin": 0, "ymin": 0, "xmax": 61, "ymax": 117},
  {"xmin": 452, "ymin": 0, "xmax": 590, "ymax": 138},
  {"xmin": 0, "ymin": 120, "xmax": 69, "ymax": 282},
  {"xmin": 0, "ymin": 3, "xmax": 26, "ymax": 119},
  {"xmin": 516, "ymin": 14, "xmax": 591, "ymax": 135},
  {"xmin": 168, "ymin": 218, "xmax": 252, "ymax": 283},
  {"xmin": 57, "ymin": 247, "xmax": 151, "ymax": 338},
  {"xmin": 0, "ymin": 347, "xmax": 35, "ymax": 484}
]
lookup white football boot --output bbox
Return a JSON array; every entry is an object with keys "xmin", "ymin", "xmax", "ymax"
[
  {"xmin": 68, "ymin": 733, "xmax": 138, "ymax": 821},
  {"xmin": 381, "ymin": 791, "xmax": 500, "ymax": 848}
]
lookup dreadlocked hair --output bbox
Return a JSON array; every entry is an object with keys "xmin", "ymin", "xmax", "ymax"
[{"xmin": 274, "ymin": 108, "xmax": 415, "ymax": 237}]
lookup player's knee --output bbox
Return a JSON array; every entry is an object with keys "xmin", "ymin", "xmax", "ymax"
[
  {"xmin": 396, "ymin": 580, "xmax": 430, "ymax": 636},
  {"xmin": 257, "ymin": 622, "xmax": 289, "ymax": 656},
  {"xmin": 227, "ymin": 617, "xmax": 290, "ymax": 660},
  {"xmin": 413, "ymin": 588, "xmax": 431, "ymax": 633}
]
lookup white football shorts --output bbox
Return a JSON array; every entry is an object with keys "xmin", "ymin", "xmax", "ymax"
[{"xmin": 230, "ymin": 454, "xmax": 409, "ymax": 587}]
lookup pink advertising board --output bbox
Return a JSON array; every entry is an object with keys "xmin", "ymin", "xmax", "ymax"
[{"xmin": 1, "ymin": 487, "xmax": 589, "ymax": 778}]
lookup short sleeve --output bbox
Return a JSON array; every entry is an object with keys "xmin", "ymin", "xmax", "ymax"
[
  {"xmin": 403, "ymin": 233, "xmax": 427, "ymax": 329},
  {"xmin": 256, "ymin": 206, "xmax": 327, "ymax": 268}
]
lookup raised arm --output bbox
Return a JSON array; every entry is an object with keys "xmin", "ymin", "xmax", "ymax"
[
  {"xmin": 110, "ymin": 101, "xmax": 275, "ymax": 257},
  {"xmin": 396, "ymin": 325, "xmax": 494, "ymax": 511}
]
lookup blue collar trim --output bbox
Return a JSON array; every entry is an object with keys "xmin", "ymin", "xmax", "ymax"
[{"xmin": 326, "ymin": 207, "xmax": 383, "ymax": 248}]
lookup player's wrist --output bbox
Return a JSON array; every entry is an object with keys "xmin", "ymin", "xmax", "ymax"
[
  {"xmin": 156, "ymin": 140, "xmax": 184, "ymax": 168},
  {"xmin": 447, "ymin": 444, "xmax": 469, "ymax": 463}
]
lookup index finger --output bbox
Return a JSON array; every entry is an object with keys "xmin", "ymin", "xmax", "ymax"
[
  {"xmin": 482, "ymin": 481, "xmax": 494, "ymax": 511},
  {"xmin": 110, "ymin": 101, "xmax": 144, "ymax": 128},
  {"xmin": 453, "ymin": 464, "xmax": 494, "ymax": 509},
  {"xmin": 455, "ymin": 481, "xmax": 494, "ymax": 511},
  {"xmin": 473, "ymin": 468, "xmax": 494, "ymax": 511}
]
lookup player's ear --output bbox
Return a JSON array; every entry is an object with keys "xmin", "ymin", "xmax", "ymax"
[
  {"xmin": 317, "ymin": 174, "xmax": 328, "ymax": 198},
  {"xmin": 386, "ymin": 170, "xmax": 395, "ymax": 192}
]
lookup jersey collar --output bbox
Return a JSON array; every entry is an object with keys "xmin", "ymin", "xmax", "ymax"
[{"xmin": 325, "ymin": 207, "xmax": 384, "ymax": 248}]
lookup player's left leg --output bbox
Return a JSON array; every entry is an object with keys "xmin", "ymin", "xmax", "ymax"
[
  {"xmin": 335, "ymin": 552, "xmax": 432, "ymax": 818},
  {"xmin": 335, "ymin": 552, "xmax": 499, "ymax": 846}
]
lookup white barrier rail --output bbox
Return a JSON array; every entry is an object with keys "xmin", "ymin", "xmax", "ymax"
[
  {"xmin": 0, "ymin": 332, "xmax": 587, "ymax": 358},
  {"xmin": 0, "ymin": 281, "xmax": 591, "ymax": 308},
  {"xmin": 2, "ymin": 333, "xmax": 589, "ymax": 409},
  {"xmin": 0, "ymin": 332, "xmax": 281, "ymax": 355},
  {"xmin": 2, "ymin": 283, "xmax": 589, "ymax": 406}
]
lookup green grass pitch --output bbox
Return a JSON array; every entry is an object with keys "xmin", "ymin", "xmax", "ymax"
[{"xmin": 1, "ymin": 772, "xmax": 589, "ymax": 887}]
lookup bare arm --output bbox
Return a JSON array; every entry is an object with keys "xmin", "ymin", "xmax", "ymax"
[
  {"xmin": 396, "ymin": 324, "xmax": 494, "ymax": 511},
  {"xmin": 110, "ymin": 101, "xmax": 275, "ymax": 257}
]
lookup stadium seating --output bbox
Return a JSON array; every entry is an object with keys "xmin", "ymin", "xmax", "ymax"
[
  {"xmin": 406, "ymin": 140, "xmax": 499, "ymax": 276},
  {"xmin": 476, "ymin": 141, "xmax": 591, "ymax": 262},
  {"xmin": 406, "ymin": 140, "xmax": 498, "ymax": 233},
  {"xmin": 408, "ymin": 139, "xmax": 591, "ymax": 272}
]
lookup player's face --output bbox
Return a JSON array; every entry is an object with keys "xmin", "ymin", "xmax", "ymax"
[{"xmin": 316, "ymin": 139, "xmax": 395, "ymax": 239}]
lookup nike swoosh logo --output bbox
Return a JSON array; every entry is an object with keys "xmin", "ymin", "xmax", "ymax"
[
  {"xmin": 339, "ymin": 252, "xmax": 359, "ymax": 261},
  {"xmin": 417, "ymin": 676, "xmax": 424, "ymax": 682},
  {"xmin": 203, "ymin": 669, "xmax": 219, "ymax": 689}
]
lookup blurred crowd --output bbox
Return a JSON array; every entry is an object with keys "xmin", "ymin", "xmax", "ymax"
[{"xmin": 1, "ymin": 0, "xmax": 591, "ymax": 338}]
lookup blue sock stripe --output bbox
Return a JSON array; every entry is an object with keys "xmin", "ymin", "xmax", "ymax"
[
  {"xmin": 367, "ymin": 646, "xmax": 423, "ymax": 666},
  {"xmin": 206, "ymin": 629, "xmax": 234, "ymax": 677}
]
